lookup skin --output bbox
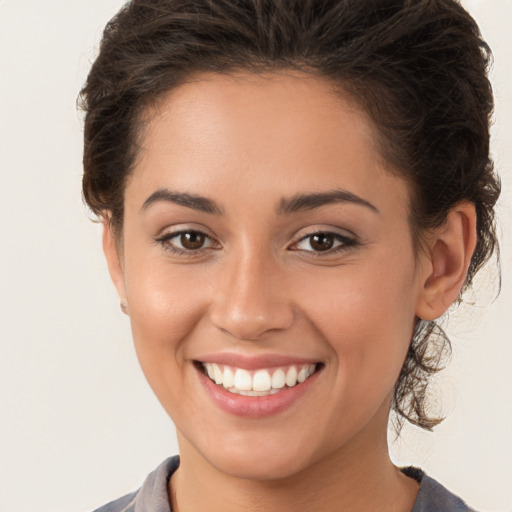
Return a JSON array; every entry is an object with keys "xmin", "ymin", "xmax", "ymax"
[{"xmin": 103, "ymin": 71, "xmax": 477, "ymax": 511}]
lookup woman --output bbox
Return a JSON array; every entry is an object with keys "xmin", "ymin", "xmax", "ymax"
[{"xmin": 81, "ymin": 0, "xmax": 500, "ymax": 510}]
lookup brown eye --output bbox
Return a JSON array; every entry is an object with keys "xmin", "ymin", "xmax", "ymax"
[
  {"xmin": 292, "ymin": 231, "xmax": 357, "ymax": 255},
  {"xmin": 180, "ymin": 231, "xmax": 205, "ymax": 250},
  {"xmin": 309, "ymin": 233, "xmax": 334, "ymax": 251},
  {"xmin": 156, "ymin": 229, "xmax": 217, "ymax": 255}
]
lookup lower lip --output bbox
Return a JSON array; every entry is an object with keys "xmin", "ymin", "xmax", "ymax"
[{"xmin": 196, "ymin": 366, "xmax": 321, "ymax": 418}]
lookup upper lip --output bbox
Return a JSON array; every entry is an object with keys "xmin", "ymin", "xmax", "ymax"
[{"xmin": 195, "ymin": 352, "xmax": 321, "ymax": 370}]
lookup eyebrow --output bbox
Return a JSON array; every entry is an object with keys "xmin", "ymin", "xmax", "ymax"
[
  {"xmin": 277, "ymin": 189, "xmax": 379, "ymax": 215},
  {"xmin": 141, "ymin": 187, "xmax": 378, "ymax": 216},
  {"xmin": 141, "ymin": 189, "xmax": 224, "ymax": 215}
]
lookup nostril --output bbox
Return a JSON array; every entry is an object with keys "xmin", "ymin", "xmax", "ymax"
[
  {"xmin": 209, "ymin": 302, "xmax": 295, "ymax": 342},
  {"xmin": 208, "ymin": 261, "xmax": 294, "ymax": 340}
]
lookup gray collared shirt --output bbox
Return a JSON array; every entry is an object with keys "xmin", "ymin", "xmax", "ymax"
[{"xmin": 92, "ymin": 456, "xmax": 476, "ymax": 512}]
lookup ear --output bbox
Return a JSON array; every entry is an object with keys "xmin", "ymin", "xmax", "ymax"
[
  {"xmin": 416, "ymin": 202, "xmax": 477, "ymax": 320},
  {"xmin": 102, "ymin": 219, "xmax": 128, "ymax": 313}
]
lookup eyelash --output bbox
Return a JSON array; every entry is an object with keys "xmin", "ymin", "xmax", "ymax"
[
  {"xmin": 291, "ymin": 231, "xmax": 358, "ymax": 256},
  {"xmin": 154, "ymin": 229, "xmax": 359, "ymax": 257},
  {"xmin": 155, "ymin": 230, "xmax": 219, "ymax": 256}
]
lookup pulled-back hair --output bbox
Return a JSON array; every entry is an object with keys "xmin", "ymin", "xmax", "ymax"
[{"xmin": 80, "ymin": 0, "xmax": 500, "ymax": 430}]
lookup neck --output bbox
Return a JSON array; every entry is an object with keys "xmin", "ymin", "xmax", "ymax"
[{"xmin": 169, "ymin": 418, "xmax": 418, "ymax": 512}]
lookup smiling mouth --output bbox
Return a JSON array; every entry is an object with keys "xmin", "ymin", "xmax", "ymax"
[{"xmin": 197, "ymin": 362, "xmax": 322, "ymax": 396}]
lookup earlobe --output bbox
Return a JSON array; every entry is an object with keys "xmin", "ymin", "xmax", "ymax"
[
  {"xmin": 102, "ymin": 219, "xmax": 128, "ymax": 312},
  {"xmin": 416, "ymin": 202, "xmax": 477, "ymax": 320}
]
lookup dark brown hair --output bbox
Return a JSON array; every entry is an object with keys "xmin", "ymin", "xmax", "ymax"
[{"xmin": 80, "ymin": 0, "xmax": 500, "ymax": 430}]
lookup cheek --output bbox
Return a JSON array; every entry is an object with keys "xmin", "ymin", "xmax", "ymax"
[
  {"xmin": 123, "ymin": 253, "xmax": 212, "ymax": 364},
  {"xmin": 299, "ymin": 257, "xmax": 417, "ymax": 333},
  {"xmin": 296, "ymin": 258, "xmax": 418, "ymax": 390},
  {"xmin": 122, "ymin": 260, "xmax": 215, "ymax": 417}
]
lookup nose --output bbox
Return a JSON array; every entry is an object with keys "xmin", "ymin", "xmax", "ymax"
[{"xmin": 209, "ymin": 250, "xmax": 294, "ymax": 341}]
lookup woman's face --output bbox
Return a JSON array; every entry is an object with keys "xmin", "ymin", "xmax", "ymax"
[{"xmin": 107, "ymin": 71, "xmax": 432, "ymax": 480}]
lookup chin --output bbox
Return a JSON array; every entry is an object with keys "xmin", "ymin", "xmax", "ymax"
[
  {"xmin": 182, "ymin": 425, "xmax": 322, "ymax": 481},
  {"xmin": 207, "ymin": 447, "xmax": 313, "ymax": 481}
]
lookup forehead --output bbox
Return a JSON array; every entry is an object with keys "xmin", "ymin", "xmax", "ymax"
[
  {"xmin": 129, "ymin": 71, "xmax": 410, "ymax": 216},
  {"xmin": 141, "ymin": 70, "xmax": 375, "ymax": 157}
]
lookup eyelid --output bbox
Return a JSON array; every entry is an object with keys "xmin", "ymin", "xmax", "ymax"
[
  {"xmin": 154, "ymin": 225, "xmax": 221, "ymax": 255},
  {"xmin": 290, "ymin": 225, "xmax": 357, "ymax": 244},
  {"xmin": 288, "ymin": 227, "xmax": 359, "ymax": 254},
  {"xmin": 155, "ymin": 222, "xmax": 216, "ymax": 239}
]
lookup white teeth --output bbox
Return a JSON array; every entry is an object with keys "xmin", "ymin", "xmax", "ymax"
[
  {"xmin": 234, "ymin": 368, "xmax": 252, "ymax": 391},
  {"xmin": 297, "ymin": 366, "xmax": 307, "ymax": 383},
  {"xmin": 285, "ymin": 366, "xmax": 297, "ymax": 387},
  {"xmin": 202, "ymin": 362, "xmax": 318, "ymax": 395},
  {"xmin": 213, "ymin": 363, "xmax": 223, "ymax": 385},
  {"xmin": 271, "ymin": 368, "xmax": 286, "ymax": 389},
  {"xmin": 223, "ymin": 367, "xmax": 235, "ymax": 388},
  {"xmin": 238, "ymin": 389, "xmax": 274, "ymax": 396},
  {"xmin": 253, "ymin": 369, "xmax": 272, "ymax": 391}
]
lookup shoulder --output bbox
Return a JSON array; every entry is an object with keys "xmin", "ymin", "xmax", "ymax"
[
  {"xmin": 91, "ymin": 491, "xmax": 138, "ymax": 512},
  {"xmin": 91, "ymin": 456, "xmax": 180, "ymax": 512},
  {"xmin": 405, "ymin": 467, "xmax": 477, "ymax": 512}
]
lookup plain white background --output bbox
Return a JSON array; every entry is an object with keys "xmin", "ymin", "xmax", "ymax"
[{"xmin": 0, "ymin": 1, "xmax": 510, "ymax": 511}]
